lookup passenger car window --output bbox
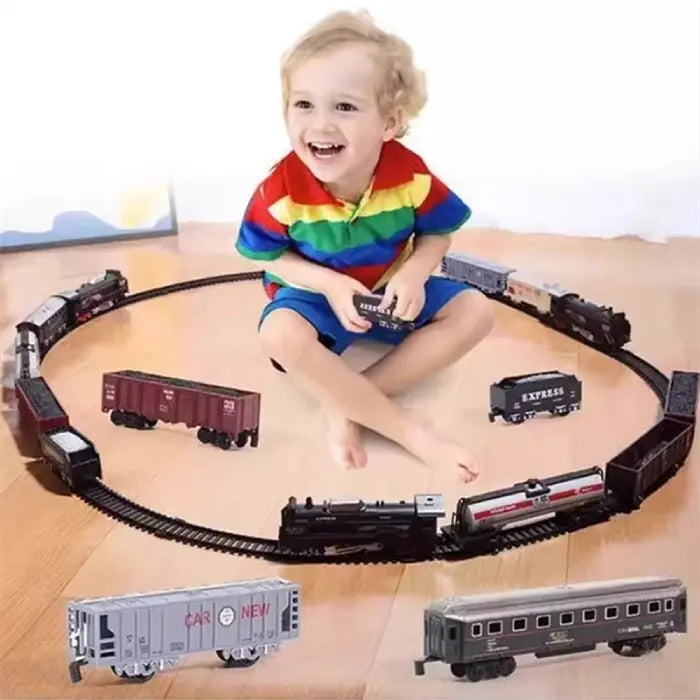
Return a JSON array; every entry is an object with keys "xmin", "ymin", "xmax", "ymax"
[
  {"xmin": 512, "ymin": 617, "xmax": 527, "ymax": 632},
  {"xmin": 665, "ymin": 599, "xmax": 674, "ymax": 612},
  {"xmin": 471, "ymin": 623, "xmax": 482, "ymax": 637},
  {"xmin": 605, "ymin": 606, "xmax": 618, "ymax": 619},
  {"xmin": 487, "ymin": 621, "xmax": 502, "ymax": 635},
  {"xmin": 560, "ymin": 612, "xmax": 574, "ymax": 625},
  {"xmin": 648, "ymin": 601, "xmax": 661, "ymax": 614},
  {"xmin": 448, "ymin": 626, "xmax": 457, "ymax": 641},
  {"xmin": 536, "ymin": 615, "xmax": 550, "ymax": 629},
  {"xmin": 626, "ymin": 603, "xmax": 640, "ymax": 616},
  {"xmin": 583, "ymin": 609, "xmax": 596, "ymax": 622}
]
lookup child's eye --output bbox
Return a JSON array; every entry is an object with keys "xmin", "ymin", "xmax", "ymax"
[
  {"xmin": 293, "ymin": 100, "xmax": 312, "ymax": 109},
  {"xmin": 337, "ymin": 102, "xmax": 357, "ymax": 112}
]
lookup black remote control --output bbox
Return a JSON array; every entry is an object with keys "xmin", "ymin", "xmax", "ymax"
[{"xmin": 353, "ymin": 294, "xmax": 416, "ymax": 332}]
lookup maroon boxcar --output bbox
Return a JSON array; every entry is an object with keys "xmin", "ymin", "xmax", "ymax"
[{"xmin": 101, "ymin": 370, "xmax": 260, "ymax": 450}]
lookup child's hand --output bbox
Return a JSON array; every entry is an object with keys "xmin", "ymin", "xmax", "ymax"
[
  {"xmin": 322, "ymin": 274, "xmax": 374, "ymax": 333},
  {"xmin": 378, "ymin": 268, "xmax": 426, "ymax": 321}
]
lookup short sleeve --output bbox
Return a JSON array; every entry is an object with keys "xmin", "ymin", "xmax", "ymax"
[
  {"xmin": 413, "ymin": 172, "xmax": 471, "ymax": 235},
  {"xmin": 235, "ymin": 183, "xmax": 289, "ymax": 262}
]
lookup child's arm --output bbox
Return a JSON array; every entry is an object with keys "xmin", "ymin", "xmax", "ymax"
[{"xmin": 397, "ymin": 233, "xmax": 451, "ymax": 285}]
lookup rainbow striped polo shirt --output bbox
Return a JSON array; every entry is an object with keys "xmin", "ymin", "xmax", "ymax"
[{"xmin": 235, "ymin": 139, "xmax": 471, "ymax": 299}]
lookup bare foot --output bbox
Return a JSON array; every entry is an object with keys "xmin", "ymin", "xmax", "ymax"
[
  {"xmin": 325, "ymin": 409, "xmax": 367, "ymax": 469},
  {"xmin": 403, "ymin": 416, "xmax": 480, "ymax": 482}
]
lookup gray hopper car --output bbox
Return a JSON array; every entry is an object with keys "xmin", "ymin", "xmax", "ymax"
[
  {"xmin": 414, "ymin": 575, "xmax": 686, "ymax": 683},
  {"xmin": 68, "ymin": 578, "xmax": 300, "ymax": 683},
  {"xmin": 440, "ymin": 252, "xmax": 516, "ymax": 294}
]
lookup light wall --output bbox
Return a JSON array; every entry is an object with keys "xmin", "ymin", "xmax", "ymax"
[{"xmin": 1, "ymin": 0, "xmax": 698, "ymax": 242}]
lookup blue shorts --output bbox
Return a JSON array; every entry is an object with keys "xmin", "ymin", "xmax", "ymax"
[{"xmin": 258, "ymin": 275, "xmax": 475, "ymax": 372}]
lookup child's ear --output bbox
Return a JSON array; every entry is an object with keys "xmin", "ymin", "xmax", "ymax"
[{"xmin": 383, "ymin": 110, "xmax": 404, "ymax": 141}]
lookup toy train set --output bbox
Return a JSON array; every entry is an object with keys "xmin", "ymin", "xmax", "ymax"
[{"xmin": 9, "ymin": 257, "xmax": 699, "ymax": 566}]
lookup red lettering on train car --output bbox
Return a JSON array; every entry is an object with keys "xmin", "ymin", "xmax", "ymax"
[
  {"xmin": 241, "ymin": 603, "xmax": 270, "ymax": 618},
  {"xmin": 185, "ymin": 611, "xmax": 211, "ymax": 627}
]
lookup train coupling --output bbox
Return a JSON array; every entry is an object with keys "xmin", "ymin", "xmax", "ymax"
[
  {"xmin": 414, "ymin": 655, "xmax": 438, "ymax": 675},
  {"xmin": 68, "ymin": 658, "xmax": 88, "ymax": 683}
]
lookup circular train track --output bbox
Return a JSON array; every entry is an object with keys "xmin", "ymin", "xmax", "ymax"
[{"xmin": 68, "ymin": 270, "xmax": 669, "ymax": 565}]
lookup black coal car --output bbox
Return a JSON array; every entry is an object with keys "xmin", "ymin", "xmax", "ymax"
[{"xmin": 488, "ymin": 370, "xmax": 581, "ymax": 424}]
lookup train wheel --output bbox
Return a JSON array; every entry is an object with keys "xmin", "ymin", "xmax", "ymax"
[
  {"xmin": 450, "ymin": 663, "xmax": 466, "ymax": 677},
  {"xmin": 197, "ymin": 427, "xmax": 212, "ymax": 444},
  {"xmin": 110, "ymin": 410, "xmax": 124, "ymax": 426},
  {"xmin": 608, "ymin": 641, "xmax": 625, "ymax": 655},
  {"xmin": 216, "ymin": 648, "xmax": 260, "ymax": 667},
  {"xmin": 465, "ymin": 662, "xmax": 485, "ymax": 682},
  {"xmin": 652, "ymin": 635, "xmax": 666, "ymax": 651},
  {"xmin": 145, "ymin": 418, "xmax": 157, "ymax": 429},
  {"xmin": 217, "ymin": 434, "xmax": 232, "ymax": 450},
  {"xmin": 498, "ymin": 657, "xmax": 516, "ymax": 676},
  {"xmin": 235, "ymin": 432, "xmax": 248, "ymax": 448}
]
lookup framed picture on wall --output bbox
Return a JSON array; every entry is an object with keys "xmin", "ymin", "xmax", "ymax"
[{"xmin": 0, "ymin": 175, "xmax": 178, "ymax": 252}]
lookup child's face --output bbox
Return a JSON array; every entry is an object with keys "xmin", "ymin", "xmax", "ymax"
[{"xmin": 285, "ymin": 43, "xmax": 398, "ymax": 201}]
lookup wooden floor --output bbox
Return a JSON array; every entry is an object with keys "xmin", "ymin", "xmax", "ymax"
[{"xmin": 1, "ymin": 225, "xmax": 698, "ymax": 699}]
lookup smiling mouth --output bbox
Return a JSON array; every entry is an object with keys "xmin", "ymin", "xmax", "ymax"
[{"xmin": 308, "ymin": 142, "xmax": 345, "ymax": 158}]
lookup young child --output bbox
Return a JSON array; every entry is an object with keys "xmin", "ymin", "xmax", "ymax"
[{"xmin": 235, "ymin": 10, "xmax": 494, "ymax": 481}]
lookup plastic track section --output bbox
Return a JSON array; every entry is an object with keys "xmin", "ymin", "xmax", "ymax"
[
  {"xmin": 76, "ymin": 481, "xmax": 279, "ymax": 559},
  {"xmin": 116, "ymin": 271, "xmax": 264, "ymax": 307},
  {"xmin": 36, "ymin": 269, "xmax": 681, "ymax": 566},
  {"xmin": 610, "ymin": 351, "xmax": 669, "ymax": 403}
]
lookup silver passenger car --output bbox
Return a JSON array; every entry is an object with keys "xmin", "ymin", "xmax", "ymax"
[
  {"xmin": 415, "ymin": 576, "xmax": 686, "ymax": 683},
  {"xmin": 68, "ymin": 578, "xmax": 300, "ymax": 682}
]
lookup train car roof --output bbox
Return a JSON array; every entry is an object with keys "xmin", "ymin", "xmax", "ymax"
[
  {"xmin": 105, "ymin": 369, "xmax": 258, "ymax": 398},
  {"xmin": 68, "ymin": 578, "xmax": 297, "ymax": 612},
  {"xmin": 506, "ymin": 269, "xmax": 571, "ymax": 296},
  {"xmin": 444, "ymin": 252, "xmax": 516, "ymax": 275},
  {"xmin": 426, "ymin": 576, "xmax": 684, "ymax": 620}
]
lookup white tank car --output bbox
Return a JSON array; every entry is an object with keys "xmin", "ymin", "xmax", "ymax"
[
  {"xmin": 504, "ymin": 269, "xmax": 571, "ymax": 315},
  {"xmin": 67, "ymin": 578, "xmax": 300, "ymax": 683},
  {"xmin": 456, "ymin": 467, "xmax": 604, "ymax": 533}
]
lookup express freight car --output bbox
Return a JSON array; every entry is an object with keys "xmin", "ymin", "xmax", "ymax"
[
  {"xmin": 15, "ymin": 376, "xmax": 69, "ymax": 443},
  {"xmin": 604, "ymin": 417, "xmax": 694, "ymax": 511},
  {"xmin": 488, "ymin": 370, "xmax": 581, "ymax": 424},
  {"xmin": 443, "ymin": 467, "xmax": 605, "ymax": 544},
  {"xmin": 279, "ymin": 494, "xmax": 445, "ymax": 559},
  {"xmin": 39, "ymin": 427, "xmax": 102, "ymax": 488},
  {"xmin": 102, "ymin": 370, "xmax": 261, "ymax": 450},
  {"xmin": 68, "ymin": 578, "xmax": 300, "ymax": 683},
  {"xmin": 414, "ymin": 576, "xmax": 686, "ymax": 682}
]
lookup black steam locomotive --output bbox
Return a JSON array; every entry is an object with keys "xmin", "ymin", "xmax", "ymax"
[
  {"xmin": 279, "ymin": 494, "xmax": 444, "ymax": 558},
  {"xmin": 16, "ymin": 269, "xmax": 128, "ymax": 357}
]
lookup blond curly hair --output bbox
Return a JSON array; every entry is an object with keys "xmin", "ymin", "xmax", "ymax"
[{"xmin": 280, "ymin": 10, "xmax": 427, "ymax": 138}]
